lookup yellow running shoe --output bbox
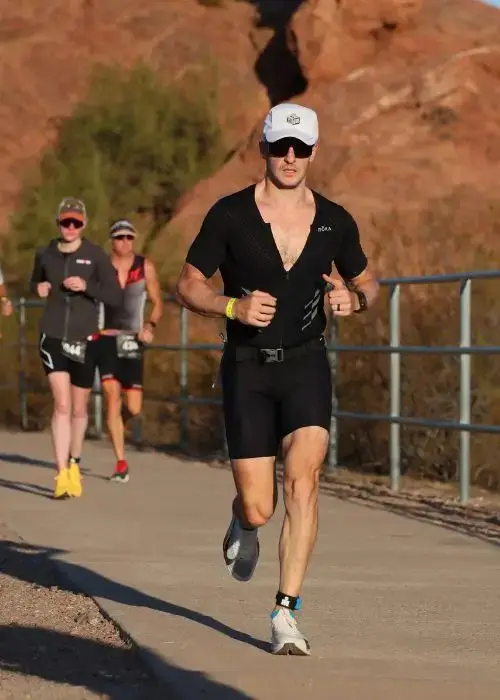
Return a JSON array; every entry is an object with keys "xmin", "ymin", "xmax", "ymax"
[
  {"xmin": 68, "ymin": 458, "xmax": 83, "ymax": 498},
  {"xmin": 54, "ymin": 467, "xmax": 71, "ymax": 499}
]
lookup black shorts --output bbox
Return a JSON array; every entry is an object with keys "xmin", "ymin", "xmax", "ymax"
[
  {"xmin": 220, "ymin": 338, "xmax": 332, "ymax": 460},
  {"xmin": 96, "ymin": 334, "xmax": 144, "ymax": 391},
  {"xmin": 39, "ymin": 334, "xmax": 98, "ymax": 389}
]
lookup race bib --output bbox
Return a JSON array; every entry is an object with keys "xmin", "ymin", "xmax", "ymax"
[
  {"xmin": 116, "ymin": 333, "xmax": 142, "ymax": 360},
  {"xmin": 61, "ymin": 340, "xmax": 87, "ymax": 364}
]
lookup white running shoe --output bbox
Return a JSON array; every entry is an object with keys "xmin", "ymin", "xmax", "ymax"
[
  {"xmin": 270, "ymin": 608, "xmax": 311, "ymax": 656},
  {"xmin": 222, "ymin": 515, "xmax": 260, "ymax": 582}
]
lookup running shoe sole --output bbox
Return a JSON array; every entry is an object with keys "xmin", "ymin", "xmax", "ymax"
[
  {"xmin": 222, "ymin": 517, "xmax": 259, "ymax": 583},
  {"xmin": 110, "ymin": 473, "xmax": 130, "ymax": 483},
  {"xmin": 271, "ymin": 640, "xmax": 311, "ymax": 656}
]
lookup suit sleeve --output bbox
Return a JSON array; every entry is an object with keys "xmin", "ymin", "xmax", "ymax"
[
  {"xmin": 85, "ymin": 250, "xmax": 123, "ymax": 308},
  {"xmin": 335, "ymin": 210, "xmax": 368, "ymax": 280},
  {"xmin": 185, "ymin": 201, "xmax": 229, "ymax": 279}
]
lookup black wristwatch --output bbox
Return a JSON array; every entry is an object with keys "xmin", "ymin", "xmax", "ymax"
[
  {"xmin": 146, "ymin": 320, "xmax": 157, "ymax": 329},
  {"xmin": 353, "ymin": 290, "xmax": 368, "ymax": 313}
]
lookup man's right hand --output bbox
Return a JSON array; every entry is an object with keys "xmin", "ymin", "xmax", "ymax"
[
  {"xmin": 234, "ymin": 290, "xmax": 277, "ymax": 327},
  {"xmin": 37, "ymin": 282, "xmax": 51, "ymax": 298}
]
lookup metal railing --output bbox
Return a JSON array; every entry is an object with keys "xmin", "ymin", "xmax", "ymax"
[
  {"xmin": 3, "ymin": 270, "xmax": 500, "ymax": 504},
  {"xmin": 327, "ymin": 270, "xmax": 500, "ymax": 505},
  {"xmin": 4, "ymin": 295, "xmax": 227, "ymax": 452}
]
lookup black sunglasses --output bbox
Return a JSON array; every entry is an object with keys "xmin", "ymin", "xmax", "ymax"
[
  {"xmin": 266, "ymin": 138, "xmax": 314, "ymax": 159},
  {"xmin": 59, "ymin": 217, "xmax": 84, "ymax": 229},
  {"xmin": 112, "ymin": 234, "xmax": 135, "ymax": 241}
]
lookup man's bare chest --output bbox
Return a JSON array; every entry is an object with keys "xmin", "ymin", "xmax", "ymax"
[{"xmin": 266, "ymin": 212, "xmax": 315, "ymax": 271}]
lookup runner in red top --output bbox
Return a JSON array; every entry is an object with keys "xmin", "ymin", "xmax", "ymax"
[{"xmin": 96, "ymin": 220, "xmax": 163, "ymax": 482}]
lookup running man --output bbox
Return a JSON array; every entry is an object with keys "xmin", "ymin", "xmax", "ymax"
[
  {"xmin": 96, "ymin": 219, "xmax": 163, "ymax": 483},
  {"xmin": 175, "ymin": 103, "xmax": 379, "ymax": 655},
  {"xmin": 30, "ymin": 197, "xmax": 122, "ymax": 499}
]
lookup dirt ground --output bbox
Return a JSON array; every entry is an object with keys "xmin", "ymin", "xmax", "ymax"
[{"xmin": 0, "ymin": 523, "xmax": 167, "ymax": 700}]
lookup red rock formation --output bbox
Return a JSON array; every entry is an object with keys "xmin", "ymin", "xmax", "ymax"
[
  {"xmin": 158, "ymin": 0, "xmax": 500, "ymax": 282},
  {"xmin": 0, "ymin": 0, "xmax": 268, "ymax": 228}
]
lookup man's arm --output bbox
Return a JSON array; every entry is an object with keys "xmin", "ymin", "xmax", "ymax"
[
  {"xmin": 144, "ymin": 258, "xmax": 164, "ymax": 327},
  {"xmin": 176, "ymin": 201, "xmax": 277, "ymax": 327},
  {"xmin": 330, "ymin": 209, "xmax": 379, "ymax": 313},
  {"xmin": 175, "ymin": 200, "xmax": 232, "ymax": 317},
  {"xmin": 176, "ymin": 263, "xmax": 232, "ymax": 318},
  {"xmin": 85, "ymin": 250, "xmax": 122, "ymax": 308},
  {"xmin": 345, "ymin": 265, "xmax": 379, "ymax": 310}
]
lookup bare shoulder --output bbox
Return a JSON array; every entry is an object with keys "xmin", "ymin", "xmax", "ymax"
[{"xmin": 144, "ymin": 257, "xmax": 159, "ymax": 279}]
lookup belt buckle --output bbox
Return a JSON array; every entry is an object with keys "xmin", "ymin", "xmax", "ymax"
[{"xmin": 260, "ymin": 347, "xmax": 284, "ymax": 364}]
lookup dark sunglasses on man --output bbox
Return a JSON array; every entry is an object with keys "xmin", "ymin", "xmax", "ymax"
[
  {"xmin": 113, "ymin": 234, "xmax": 135, "ymax": 241},
  {"xmin": 266, "ymin": 137, "xmax": 314, "ymax": 159}
]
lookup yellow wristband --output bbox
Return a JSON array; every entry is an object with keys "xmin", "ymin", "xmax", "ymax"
[{"xmin": 225, "ymin": 297, "xmax": 237, "ymax": 320}]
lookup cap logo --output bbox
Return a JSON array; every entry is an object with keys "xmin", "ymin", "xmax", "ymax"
[{"xmin": 286, "ymin": 113, "xmax": 300, "ymax": 125}]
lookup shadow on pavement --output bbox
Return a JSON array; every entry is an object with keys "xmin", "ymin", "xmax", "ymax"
[
  {"xmin": 0, "ymin": 476, "xmax": 53, "ymax": 499},
  {"xmin": 0, "ymin": 625, "xmax": 257, "ymax": 700},
  {"xmin": 318, "ymin": 479, "xmax": 500, "ymax": 549},
  {"xmin": 0, "ymin": 540, "xmax": 269, "ymax": 654},
  {"xmin": 0, "ymin": 452, "xmax": 53, "ymax": 469}
]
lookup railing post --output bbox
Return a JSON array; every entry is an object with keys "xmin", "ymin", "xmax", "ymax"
[
  {"xmin": 327, "ymin": 316, "xmax": 338, "ymax": 472},
  {"xmin": 179, "ymin": 307, "xmax": 189, "ymax": 451},
  {"xmin": 389, "ymin": 284, "xmax": 401, "ymax": 491},
  {"xmin": 459, "ymin": 279, "xmax": 471, "ymax": 504},
  {"xmin": 18, "ymin": 297, "xmax": 28, "ymax": 430}
]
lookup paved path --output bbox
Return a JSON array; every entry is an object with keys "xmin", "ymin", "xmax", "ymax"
[{"xmin": 0, "ymin": 429, "xmax": 499, "ymax": 700}]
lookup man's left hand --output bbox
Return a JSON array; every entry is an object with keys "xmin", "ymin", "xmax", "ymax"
[
  {"xmin": 138, "ymin": 324, "xmax": 154, "ymax": 344},
  {"xmin": 323, "ymin": 274, "xmax": 357, "ymax": 317}
]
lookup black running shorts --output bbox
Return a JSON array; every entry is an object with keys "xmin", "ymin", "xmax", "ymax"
[
  {"xmin": 96, "ymin": 334, "xmax": 144, "ymax": 391},
  {"xmin": 220, "ymin": 339, "xmax": 332, "ymax": 459},
  {"xmin": 39, "ymin": 334, "xmax": 98, "ymax": 389}
]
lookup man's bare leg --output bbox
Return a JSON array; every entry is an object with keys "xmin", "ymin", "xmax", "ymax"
[
  {"xmin": 268, "ymin": 425, "xmax": 328, "ymax": 655},
  {"xmin": 278, "ymin": 425, "xmax": 328, "ymax": 597},
  {"xmin": 231, "ymin": 456, "xmax": 277, "ymax": 527},
  {"xmin": 223, "ymin": 456, "xmax": 277, "ymax": 581}
]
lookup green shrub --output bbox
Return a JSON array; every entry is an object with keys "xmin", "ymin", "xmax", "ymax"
[
  {"xmin": 0, "ymin": 60, "xmax": 225, "ymax": 448},
  {"xmin": 4, "ymin": 61, "xmax": 224, "ymax": 288}
]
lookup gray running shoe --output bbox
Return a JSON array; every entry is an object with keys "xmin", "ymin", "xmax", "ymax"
[
  {"xmin": 270, "ymin": 608, "xmax": 311, "ymax": 656},
  {"xmin": 222, "ymin": 515, "xmax": 259, "ymax": 582}
]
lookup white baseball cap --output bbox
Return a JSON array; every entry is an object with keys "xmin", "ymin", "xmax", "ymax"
[{"xmin": 262, "ymin": 103, "xmax": 319, "ymax": 146}]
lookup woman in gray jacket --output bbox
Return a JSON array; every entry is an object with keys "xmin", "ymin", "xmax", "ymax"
[{"xmin": 30, "ymin": 197, "xmax": 122, "ymax": 499}]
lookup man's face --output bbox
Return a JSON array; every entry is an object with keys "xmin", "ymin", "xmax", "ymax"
[
  {"xmin": 58, "ymin": 216, "xmax": 85, "ymax": 243},
  {"xmin": 264, "ymin": 137, "xmax": 317, "ymax": 189},
  {"xmin": 111, "ymin": 232, "xmax": 136, "ymax": 257}
]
